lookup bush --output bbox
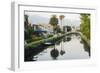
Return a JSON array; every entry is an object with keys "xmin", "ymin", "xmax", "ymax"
[
  {"xmin": 32, "ymin": 36, "xmax": 43, "ymax": 41},
  {"xmin": 48, "ymin": 35, "xmax": 53, "ymax": 38},
  {"xmin": 80, "ymin": 13, "xmax": 90, "ymax": 40}
]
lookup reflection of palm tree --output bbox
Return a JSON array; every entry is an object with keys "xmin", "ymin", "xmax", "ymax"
[
  {"xmin": 50, "ymin": 47, "xmax": 59, "ymax": 60},
  {"xmin": 60, "ymin": 41, "xmax": 65, "ymax": 56},
  {"xmin": 60, "ymin": 50, "xmax": 65, "ymax": 56}
]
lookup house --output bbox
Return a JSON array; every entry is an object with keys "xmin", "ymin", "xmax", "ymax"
[{"xmin": 63, "ymin": 25, "xmax": 72, "ymax": 32}]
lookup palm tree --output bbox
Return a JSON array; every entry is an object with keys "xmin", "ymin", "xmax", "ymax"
[
  {"xmin": 49, "ymin": 15, "xmax": 58, "ymax": 34},
  {"xmin": 59, "ymin": 15, "xmax": 65, "ymax": 32}
]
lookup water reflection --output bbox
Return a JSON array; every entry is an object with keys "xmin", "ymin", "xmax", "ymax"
[
  {"xmin": 50, "ymin": 47, "xmax": 59, "ymax": 60},
  {"xmin": 60, "ymin": 50, "xmax": 65, "ymax": 56},
  {"xmin": 25, "ymin": 34, "xmax": 90, "ymax": 61},
  {"xmin": 63, "ymin": 35, "xmax": 71, "ymax": 42},
  {"xmin": 82, "ymin": 39, "xmax": 90, "ymax": 56},
  {"xmin": 60, "ymin": 39, "xmax": 66, "ymax": 56}
]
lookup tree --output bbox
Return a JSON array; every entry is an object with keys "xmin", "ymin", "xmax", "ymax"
[
  {"xmin": 49, "ymin": 15, "xmax": 58, "ymax": 33},
  {"xmin": 80, "ymin": 13, "xmax": 90, "ymax": 40},
  {"xmin": 24, "ymin": 15, "xmax": 33, "ymax": 41},
  {"xmin": 24, "ymin": 15, "xmax": 29, "ymax": 29}
]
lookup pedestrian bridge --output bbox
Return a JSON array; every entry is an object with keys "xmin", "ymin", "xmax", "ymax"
[{"xmin": 25, "ymin": 31, "xmax": 90, "ymax": 48}]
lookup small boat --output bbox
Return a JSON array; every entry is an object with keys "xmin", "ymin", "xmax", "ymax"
[{"xmin": 43, "ymin": 42, "xmax": 55, "ymax": 46}]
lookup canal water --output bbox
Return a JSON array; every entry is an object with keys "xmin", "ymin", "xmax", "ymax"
[{"xmin": 25, "ymin": 34, "xmax": 90, "ymax": 61}]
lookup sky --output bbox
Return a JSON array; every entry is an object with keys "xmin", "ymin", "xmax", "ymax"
[{"xmin": 25, "ymin": 11, "xmax": 81, "ymax": 27}]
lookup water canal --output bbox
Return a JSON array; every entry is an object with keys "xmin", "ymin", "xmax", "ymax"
[{"xmin": 25, "ymin": 33, "xmax": 90, "ymax": 61}]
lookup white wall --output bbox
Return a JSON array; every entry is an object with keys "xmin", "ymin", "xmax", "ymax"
[{"xmin": 0, "ymin": 0, "xmax": 100, "ymax": 73}]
